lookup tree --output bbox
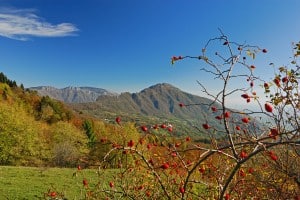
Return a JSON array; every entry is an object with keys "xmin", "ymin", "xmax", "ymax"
[
  {"xmin": 81, "ymin": 31, "xmax": 299, "ymax": 200},
  {"xmin": 83, "ymin": 120, "xmax": 96, "ymax": 148}
]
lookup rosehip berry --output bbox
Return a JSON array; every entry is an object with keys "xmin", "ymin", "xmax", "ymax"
[
  {"xmin": 211, "ymin": 106, "xmax": 217, "ymax": 112},
  {"xmin": 145, "ymin": 191, "xmax": 151, "ymax": 197},
  {"xmin": 235, "ymin": 126, "xmax": 241, "ymax": 130},
  {"xmin": 50, "ymin": 191, "xmax": 56, "ymax": 197},
  {"xmin": 185, "ymin": 137, "xmax": 191, "ymax": 142},
  {"xmin": 269, "ymin": 128, "xmax": 279, "ymax": 139},
  {"xmin": 248, "ymin": 167, "xmax": 254, "ymax": 174},
  {"xmin": 115, "ymin": 116, "xmax": 121, "ymax": 124},
  {"xmin": 262, "ymin": 49, "xmax": 267, "ymax": 53},
  {"xmin": 269, "ymin": 151, "xmax": 278, "ymax": 161},
  {"xmin": 242, "ymin": 117, "xmax": 249, "ymax": 123},
  {"xmin": 240, "ymin": 151, "xmax": 248, "ymax": 159},
  {"xmin": 153, "ymin": 124, "xmax": 159, "ymax": 129},
  {"xmin": 202, "ymin": 123, "xmax": 211, "ymax": 129},
  {"xmin": 274, "ymin": 77, "xmax": 281, "ymax": 87},
  {"xmin": 179, "ymin": 103, "xmax": 185, "ymax": 107},
  {"xmin": 161, "ymin": 163, "xmax": 170, "ymax": 169},
  {"xmin": 264, "ymin": 103, "xmax": 273, "ymax": 113},
  {"xmin": 179, "ymin": 187, "xmax": 185, "ymax": 194},
  {"xmin": 141, "ymin": 126, "xmax": 148, "ymax": 132},
  {"xmin": 224, "ymin": 111, "xmax": 231, "ymax": 118},
  {"xmin": 241, "ymin": 94, "xmax": 250, "ymax": 99},
  {"xmin": 160, "ymin": 124, "xmax": 167, "ymax": 129},
  {"xmin": 215, "ymin": 115, "xmax": 223, "ymax": 120},
  {"xmin": 250, "ymin": 65, "xmax": 256, "ymax": 69},
  {"xmin": 199, "ymin": 167, "xmax": 205, "ymax": 173},
  {"xmin": 109, "ymin": 181, "xmax": 114, "ymax": 188},
  {"xmin": 83, "ymin": 179, "xmax": 88, "ymax": 187},
  {"xmin": 225, "ymin": 193, "xmax": 230, "ymax": 200},
  {"xmin": 282, "ymin": 76, "xmax": 288, "ymax": 83},
  {"xmin": 127, "ymin": 140, "xmax": 134, "ymax": 147},
  {"xmin": 239, "ymin": 169, "xmax": 246, "ymax": 177},
  {"xmin": 264, "ymin": 82, "xmax": 269, "ymax": 88}
]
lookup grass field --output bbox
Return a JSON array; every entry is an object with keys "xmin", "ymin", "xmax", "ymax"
[{"xmin": 0, "ymin": 166, "xmax": 111, "ymax": 200}]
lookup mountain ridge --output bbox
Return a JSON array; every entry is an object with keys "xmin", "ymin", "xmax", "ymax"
[
  {"xmin": 30, "ymin": 86, "xmax": 118, "ymax": 103},
  {"xmin": 70, "ymin": 83, "xmax": 223, "ymax": 138}
]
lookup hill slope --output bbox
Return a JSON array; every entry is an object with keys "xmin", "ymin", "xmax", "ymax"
[{"xmin": 71, "ymin": 83, "xmax": 222, "ymax": 138}]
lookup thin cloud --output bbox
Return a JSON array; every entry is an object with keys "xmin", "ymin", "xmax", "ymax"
[{"xmin": 0, "ymin": 8, "xmax": 78, "ymax": 41}]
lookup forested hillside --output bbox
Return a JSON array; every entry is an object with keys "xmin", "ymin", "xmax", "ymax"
[{"xmin": 0, "ymin": 72, "xmax": 142, "ymax": 167}]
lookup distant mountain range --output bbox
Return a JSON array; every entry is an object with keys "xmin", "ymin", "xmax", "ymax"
[
  {"xmin": 31, "ymin": 83, "xmax": 257, "ymax": 139},
  {"xmin": 30, "ymin": 86, "xmax": 117, "ymax": 103}
]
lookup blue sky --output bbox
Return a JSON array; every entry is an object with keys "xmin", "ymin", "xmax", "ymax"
[{"xmin": 0, "ymin": 0, "xmax": 299, "ymax": 99}]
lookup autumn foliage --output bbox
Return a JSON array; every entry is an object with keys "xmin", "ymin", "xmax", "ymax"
[{"xmin": 78, "ymin": 31, "xmax": 300, "ymax": 199}]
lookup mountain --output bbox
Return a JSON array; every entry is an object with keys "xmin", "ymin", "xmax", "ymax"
[
  {"xmin": 71, "ymin": 83, "xmax": 223, "ymax": 139},
  {"xmin": 30, "ymin": 86, "xmax": 117, "ymax": 103}
]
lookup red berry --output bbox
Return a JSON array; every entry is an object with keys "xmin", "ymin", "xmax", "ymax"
[
  {"xmin": 215, "ymin": 115, "xmax": 223, "ymax": 120},
  {"xmin": 141, "ymin": 126, "xmax": 148, "ymax": 132},
  {"xmin": 50, "ymin": 191, "xmax": 57, "ymax": 197},
  {"xmin": 262, "ymin": 49, "xmax": 267, "ymax": 53},
  {"xmin": 171, "ymin": 152, "xmax": 177, "ymax": 157},
  {"xmin": 179, "ymin": 187, "xmax": 185, "ymax": 194},
  {"xmin": 160, "ymin": 124, "xmax": 167, "ymax": 129},
  {"xmin": 199, "ymin": 167, "xmax": 205, "ymax": 173},
  {"xmin": 240, "ymin": 151, "xmax": 248, "ymax": 159},
  {"xmin": 242, "ymin": 117, "xmax": 249, "ymax": 123},
  {"xmin": 274, "ymin": 77, "xmax": 281, "ymax": 87},
  {"xmin": 100, "ymin": 138, "xmax": 107, "ymax": 143},
  {"xmin": 250, "ymin": 65, "xmax": 256, "ymax": 69},
  {"xmin": 211, "ymin": 106, "xmax": 217, "ymax": 112},
  {"xmin": 236, "ymin": 126, "xmax": 241, "ymax": 130},
  {"xmin": 241, "ymin": 94, "xmax": 250, "ymax": 99},
  {"xmin": 282, "ymin": 76, "xmax": 288, "ymax": 83},
  {"xmin": 185, "ymin": 137, "xmax": 191, "ymax": 142},
  {"xmin": 77, "ymin": 165, "xmax": 81, "ymax": 171},
  {"xmin": 269, "ymin": 151, "xmax": 278, "ymax": 161},
  {"xmin": 109, "ymin": 181, "xmax": 114, "ymax": 188},
  {"xmin": 265, "ymin": 103, "xmax": 273, "ymax": 113},
  {"xmin": 248, "ymin": 167, "xmax": 254, "ymax": 174},
  {"xmin": 147, "ymin": 143, "xmax": 152, "ymax": 149},
  {"xmin": 115, "ymin": 116, "xmax": 121, "ymax": 124},
  {"xmin": 239, "ymin": 169, "xmax": 246, "ymax": 177},
  {"xmin": 161, "ymin": 163, "xmax": 170, "ymax": 169},
  {"xmin": 127, "ymin": 140, "xmax": 134, "ymax": 147},
  {"xmin": 264, "ymin": 82, "xmax": 269, "ymax": 88},
  {"xmin": 269, "ymin": 128, "xmax": 279, "ymax": 139},
  {"xmin": 167, "ymin": 127, "xmax": 173, "ymax": 132},
  {"xmin": 83, "ymin": 179, "xmax": 88, "ymax": 187},
  {"xmin": 202, "ymin": 123, "xmax": 211, "ymax": 129},
  {"xmin": 179, "ymin": 103, "xmax": 185, "ymax": 107},
  {"xmin": 246, "ymin": 98, "xmax": 251, "ymax": 103},
  {"xmin": 224, "ymin": 111, "xmax": 231, "ymax": 118},
  {"xmin": 225, "ymin": 193, "xmax": 230, "ymax": 200},
  {"xmin": 145, "ymin": 191, "xmax": 151, "ymax": 197}
]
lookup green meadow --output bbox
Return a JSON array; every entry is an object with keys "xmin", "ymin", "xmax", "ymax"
[{"xmin": 0, "ymin": 166, "xmax": 111, "ymax": 200}]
